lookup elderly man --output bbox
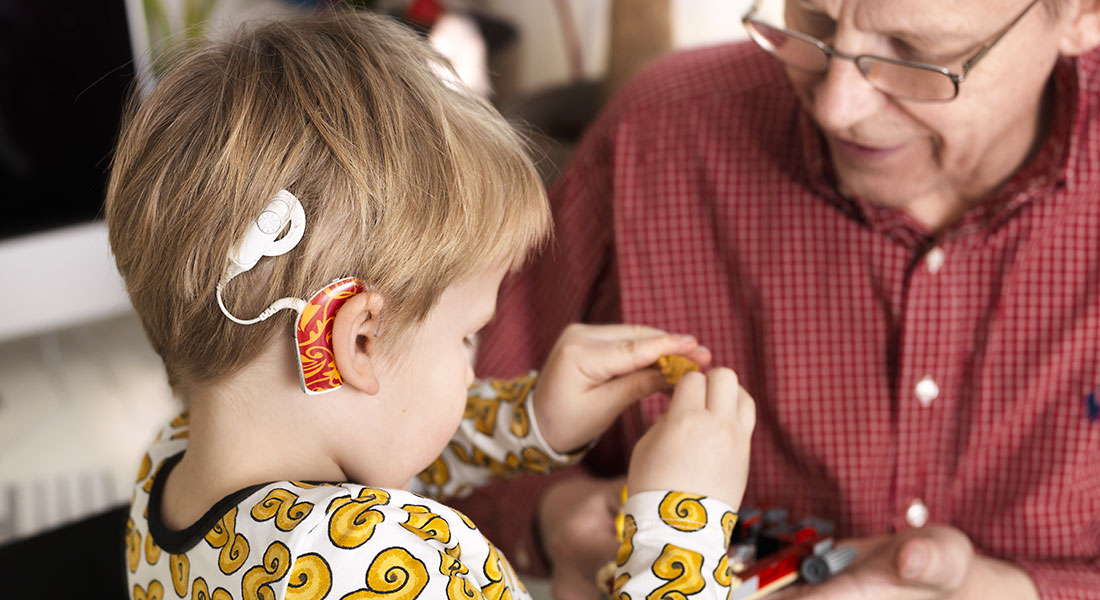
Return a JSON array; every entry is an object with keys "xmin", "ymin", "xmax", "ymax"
[{"xmin": 453, "ymin": 0, "xmax": 1100, "ymax": 598}]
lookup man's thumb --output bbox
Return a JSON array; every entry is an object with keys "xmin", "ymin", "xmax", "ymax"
[{"xmin": 896, "ymin": 528, "xmax": 971, "ymax": 590}]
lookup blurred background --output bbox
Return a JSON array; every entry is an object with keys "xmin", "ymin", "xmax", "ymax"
[{"xmin": 0, "ymin": 0, "xmax": 750, "ymax": 552}]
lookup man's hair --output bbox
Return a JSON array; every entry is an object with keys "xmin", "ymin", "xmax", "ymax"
[{"xmin": 106, "ymin": 11, "xmax": 550, "ymax": 396}]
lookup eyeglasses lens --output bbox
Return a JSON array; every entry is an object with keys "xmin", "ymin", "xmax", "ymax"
[
  {"xmin": 745, "ymin": 21, "xmax": 828, "ymax": 72},
  {"xmin": 857, "ymin": 59, "xmax": 958, "ymax": 101},
  {"xmin": 746, "ymin": 19, "xmax": 958, "ymax": 101}
]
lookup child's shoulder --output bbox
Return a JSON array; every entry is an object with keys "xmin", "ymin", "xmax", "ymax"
[{"xmin": 130, "ymin": 476, "xmax": 501, "ymax": 600}]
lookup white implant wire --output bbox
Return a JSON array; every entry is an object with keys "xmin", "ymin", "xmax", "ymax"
[{"xmin": 216, "ymin": 279, "xmax": 306, "ymax": 325}]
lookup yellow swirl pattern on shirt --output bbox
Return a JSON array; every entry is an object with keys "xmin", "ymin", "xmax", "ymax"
[
  {"xmin": 646, "ymin": 545, "xmax": 706, "ymax": 600},
  {"xmin": 713, "ymin": 555, "xmax": 732, "ymax": 588},
  {"xmin": 191, "ymin": 577, "xmax": 233, "ymax": 600},
  {"xmin": 658, "ymin": 493, "xmax": 708, "ymax": 532},
  {"xmin": 417, "ymin": 457, "xmax": 450, "ymax": 490},
  {"xmin": 328, "ymin": 488, "xmax": 390, "ymax": 549},
  {"xmin": 341, "ymin": 547, "xmax": 429, "ymax": 600},
  {"xmin": 136, "ymin": 453, "xmax": 152, "ymax": 483},
  {"xmin": 243, "ymin": 541, "xmax": 291, "ymax": 600},
  {"xmin": 490, "ymin": 376, "xmax": 535, "ymax": 438},
  {"xmin": 481, "ymin": 544, "xmax": 514, "ymax": 600},
  {"xmin": 617, "ymin": 515, "xmax": 637, "ymax": 566},
  {"xmin": 509, "ymin": 401, "xmax": 530, "ymax": 440},
  {"xmin": 204, "ymin": 507, "xmax": 250, "ymax": 575},
  {"xmin": 170, "ymin": 553, "xmax": 189, "ymax": 597},
  {"xmin": 143, "ymin": 458, "xmax": 167, "ymax": 493},
  {"xmin": 400, "ymin": 504, "xmax": 452, "ymax": 544},
  {"xmin": 720, "ymin": 512, "xmax": 737, "ymax": 540},
  {"xmin": 518, "ymin": 447, "xmax": 554, "ymax": 474},
  {"xmin": 144, "ymin": 530, "xmax": 161, "ymax": 564},
  {"xmin": 286, "ymin": 553, "xmax": 332, "ymax": 600},
  {"xmin": 613, "ymin": 573, "xmax": 631, "ymax": 600},
  {"xmin": 134, "ymin": 580, "xmax": 164, "ymax": 600},
  {"xmin": 126, "ymin": 518, "xmax": 141, "ymax": 573},
  {"xmin": 251, "ymin": 488, "xmax": 316, "ymax": 532},
  {"xmin": 438, "ymin": 550, "xmax": 480, "ymax": 600},
  {"xmin": 465, "ymin": 393, "xmax": 501, "ymax": 436},
  {"xmin": 171, "ymin": 411, "xmax": 190, "ymax": 428}
]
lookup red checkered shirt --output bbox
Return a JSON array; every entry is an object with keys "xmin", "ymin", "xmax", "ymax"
[{"xmin": 454, "ymin": 42, "xmax": 1100, "ymax": 598}]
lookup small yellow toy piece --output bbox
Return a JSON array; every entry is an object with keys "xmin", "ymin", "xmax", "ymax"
[{"xmin": 656, "ymin": 354, "xmax": 700, "ymax": 385}]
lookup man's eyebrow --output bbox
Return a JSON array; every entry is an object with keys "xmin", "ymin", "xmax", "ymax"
[{"xmin": 882, "ymin": 25, "xmax": 977, "ymax": 47}]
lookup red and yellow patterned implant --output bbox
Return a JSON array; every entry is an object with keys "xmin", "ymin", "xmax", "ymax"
[{"xmin": 296, "ymin": 277, "xmax": 366, "ymax": 394}]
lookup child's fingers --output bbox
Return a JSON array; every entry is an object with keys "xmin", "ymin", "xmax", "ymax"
[
  {"xmin": 597, "ymin": 369, "xmax": 669, "ymax": 410},
  {"xmin": 704, "ymin": 368, "xmax": 741, "ymax": 415},
  {"xmin": 679, "ymin": 344, "xmax": 713, "ymax": 367},
  {"xmin": 666, "ymin": 371, "xmax": 707, "ymax": 415},
  {"xmin": 738, "ymin": 386, "xmax": 757, "ymax": 429},
  {"xmin": 563, "ymin": 323, "xmax": 674, "ymax": 342},
  {"xmin": 576, "ymin": 333, "xmax": 702, "ymax": 381}
]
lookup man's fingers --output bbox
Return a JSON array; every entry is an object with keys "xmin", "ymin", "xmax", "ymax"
[
  {"xmin": 551, "ymin": 570, "xmax": 603, "ymax": 600},
  {"xmin": 896, "ymin": 527, "xmax": 972, "ymax": 590}
]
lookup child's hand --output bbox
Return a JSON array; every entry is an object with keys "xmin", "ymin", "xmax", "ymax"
[
  {"xmin": 627, "ymin": 368, "xmax": 755, "ymax": 509},
  {"xmin": 534, "ymin": 324, "xmax": 712, "ymax": 454}
]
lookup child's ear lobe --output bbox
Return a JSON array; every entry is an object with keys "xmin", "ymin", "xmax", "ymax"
[{"xmin": 331, "ymin": 291, "xmax": 385, "ymax": 395}]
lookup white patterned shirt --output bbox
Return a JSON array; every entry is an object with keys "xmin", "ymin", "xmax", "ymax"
[{"xmin": 126, "ymin": 375, "xmax": 736, "ymax": 600}]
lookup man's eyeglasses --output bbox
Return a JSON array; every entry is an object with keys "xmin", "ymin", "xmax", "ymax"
[{"xmin": 741, "ymin": 0, "xmax": 1042, "ymax": 102}]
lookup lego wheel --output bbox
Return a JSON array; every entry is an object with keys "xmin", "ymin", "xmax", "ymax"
[
  {"xmin": 800, "ymin": 546, "xmax": 859, "ymax": 584},
  {"xmin": 799, "ymin": 555, "xmax": 831, "ymax": 584}
]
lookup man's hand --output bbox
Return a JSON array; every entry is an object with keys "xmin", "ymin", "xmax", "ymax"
[
  {"xmin": 534, "ymin": 323, "xmax": 711, "ymax": 453},
  {"xmin": 773, "ymin": 525, "xmax": 1039, "ymax": 600},
  {"xmin": 537, "ymin": 475, "xmax": 626, "ymax": 600}
]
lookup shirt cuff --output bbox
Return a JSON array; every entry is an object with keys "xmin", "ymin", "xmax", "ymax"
[{"xmin": 615, "ymin": 490, "xmax": 737, "ymax": 597}]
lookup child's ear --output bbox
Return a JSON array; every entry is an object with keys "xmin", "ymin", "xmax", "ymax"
[
  {"xmin": 1058, "ymin": 0, "xmax": 1100, "ymax": 56},
  {"xmin": 331, "ymin": 291, "xmax": 385, "ymax": 395}
]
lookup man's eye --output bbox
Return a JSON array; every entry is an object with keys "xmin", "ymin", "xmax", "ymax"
[{"xmin": 788, "ymin": 9, "xmax": 835, "ymax": 39}]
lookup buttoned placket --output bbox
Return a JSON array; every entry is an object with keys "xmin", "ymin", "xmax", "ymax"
[{"xmin": 893, "ymin": 242, "xmax": 954, "ymax": 530}]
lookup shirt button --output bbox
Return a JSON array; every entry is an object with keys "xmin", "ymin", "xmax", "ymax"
[
  {"xmin": 914, "ymin": 376, "xmax": 939, "ymax": 407},
  {"xmin": 925, "ymin": 246, "xmax": 945, "ymax": 274},
  {"xmin": 906, "ymin": 499, "xmax": 930, "ymax": 528}
]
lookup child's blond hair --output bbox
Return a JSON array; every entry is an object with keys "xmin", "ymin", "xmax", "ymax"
[{"xmin": 106, "ymin": 11, "xmax": 549, "ymax": 396}]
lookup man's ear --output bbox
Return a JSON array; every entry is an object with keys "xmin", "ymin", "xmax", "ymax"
[
  {"xmin": 1058, "ymin": 0, "xmax": 1100, "ymax": 56},
  {"xmin": 331, "ymin": 291, "xmax": 385, "ymax": 395}
]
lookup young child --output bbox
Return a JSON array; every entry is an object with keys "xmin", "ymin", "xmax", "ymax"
[{"xmin": 108, "ymin": 11, "xmax": 754, "ymax": 600}]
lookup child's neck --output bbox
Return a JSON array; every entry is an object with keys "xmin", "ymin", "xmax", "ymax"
[{"xmin": 160, "ymin": 355, "xmax": 348, "ymax": 530}]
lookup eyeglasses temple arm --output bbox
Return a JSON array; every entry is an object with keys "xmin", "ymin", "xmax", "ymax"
[{"xmin": 960, "ymin": 0, "xmax": 1041, "ymax": 77}]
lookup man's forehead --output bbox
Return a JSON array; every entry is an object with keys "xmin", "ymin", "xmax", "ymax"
[{"xmin": 789, "ymin": 0, "xmax": 1022, "ymax": 40}]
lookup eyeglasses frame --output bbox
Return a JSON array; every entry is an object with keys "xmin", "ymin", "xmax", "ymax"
[{"xmin": 741, "ymin": 0, "xmax": 1044, "ymax": 101}]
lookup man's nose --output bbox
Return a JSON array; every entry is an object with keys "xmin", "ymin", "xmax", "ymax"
[{"xmin": 808, "ymin": 56, "xmax": 884, "ymax": 132}]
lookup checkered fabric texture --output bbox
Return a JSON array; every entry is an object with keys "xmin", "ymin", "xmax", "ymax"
[{"xmin": 455, "ymin": 41, "xmax": 1100, "ymax": 598}]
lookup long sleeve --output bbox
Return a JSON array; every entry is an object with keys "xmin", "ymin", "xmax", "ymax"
[
  {"xmin": 614, "ymin": 491, "xmax": 737, "ymax": 600},
  {"xmin": 412, "ymin": 375, "xmax": 582, "ymax": 500}
]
